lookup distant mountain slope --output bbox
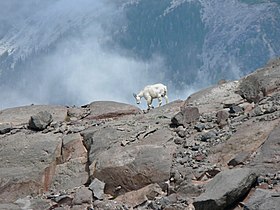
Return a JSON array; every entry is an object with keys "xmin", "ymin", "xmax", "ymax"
[{"xmin": 116, "ymin": 0, "xmax": 280, "ymax": 84}]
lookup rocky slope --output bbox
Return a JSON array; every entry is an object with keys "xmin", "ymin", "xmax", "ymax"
[{"xmin": 0, "ymin": 58, "xmax": 280, "ymax": 210}]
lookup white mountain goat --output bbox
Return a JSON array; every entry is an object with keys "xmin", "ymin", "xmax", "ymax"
[{"xmin": 133, "ymin": 83, "xmax": 169, "ymax": 110}]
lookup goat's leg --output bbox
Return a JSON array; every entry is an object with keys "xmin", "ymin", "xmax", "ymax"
[
  {"xmin": 147, "ymin": 97, "xmax": 153, "ymax": 110},
  {"xmin": 164, "ymin": 95, "xmax": 169, "ymax": 104},
  {"xmin": 158, "ymin": 97, "xmax": 163, "ymax": 107}
]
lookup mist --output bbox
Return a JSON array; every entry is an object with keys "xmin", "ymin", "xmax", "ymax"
[{"xmin": 0, "ymin": 0, "xmax": 194, "ymax": 110}]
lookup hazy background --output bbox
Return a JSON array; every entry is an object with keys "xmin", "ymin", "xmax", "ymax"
[{"xmin": 0, "ymin": 0, "xmax": 279, "ymax": 109}]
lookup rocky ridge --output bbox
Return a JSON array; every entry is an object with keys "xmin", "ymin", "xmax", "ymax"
[{"xmin": 0, "ymin": 58, "xmax": 280, "ymax": 209}]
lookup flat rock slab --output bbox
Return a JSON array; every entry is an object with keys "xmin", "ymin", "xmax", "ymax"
[
  {"xmin": 85, "ymin": 101, "xmax": 141, "ymax": 119},
  {"xmin": 250, "ymin": 123, "xmax": 280, "ymax": 174},
  {"xmin": 0, "ymin": 105, "xmax": 68, "ymax": 125},
  {"xmin": 193, "ymin": 168, "xmax": 257, "ymax": 210},
  {"xmin": 0, "ymin": 132, "xmax": 62, "ymax": 202},
  {"xmin": 185, "ymin": 81, "xmax": 243, "ymax": 113},
  {"xmin": 244, "ymin": 188, "xmax": 280, "ymax": 210},
  {"xmin": 115, "ymin": 183, "xmax": 163, "ymax": 207},
  {"xmin": 148, "ymin": 100, "xmax": 183, "ymax": 118},
  {"xmin": 208, "ymin": 118, "xmax": 280, "ymax": 166}
]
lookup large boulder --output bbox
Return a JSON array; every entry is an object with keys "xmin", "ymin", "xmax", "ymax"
[
  {"xmin": 193, "ymin": 168, "xmax": 257, "ymax": 210},
  {"xmin": 92, "ymin": 142, "xmax": 175, "ymax": 196},
  {"xmin": 82, "ymin": 114, "xmax": 176, "ymax": 196},
  {"xmin": 171, "ymin": 106, "xmax": 200, "ymax": 127},
  {"xmin": 237, "ymin": 75, "xmax": 262, "ymax": 103},
  {"xmin": 28, "ymin": 111, "xmax": 53, "ymax": 131},
  {"xmin": 237, "ymin": 58, "xmax": 280, "ymax": 103},
  {"xmin": 0, "ymin": 132, "xmax": 62, "ymax": 202}
]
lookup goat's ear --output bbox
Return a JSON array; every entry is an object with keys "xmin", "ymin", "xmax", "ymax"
[{"xmin": 133, "ymin": 93, "xmax": 137, "ymax": 98}]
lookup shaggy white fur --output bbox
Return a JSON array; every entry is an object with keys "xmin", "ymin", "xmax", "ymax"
[{"xmin": 133, "ymin": 83, "xmax": 169, "ymax": 110}]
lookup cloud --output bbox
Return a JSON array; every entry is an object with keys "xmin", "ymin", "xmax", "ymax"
[{"xmin": 0, "ymin": 0, "xmax": 180, "ymax": 109}]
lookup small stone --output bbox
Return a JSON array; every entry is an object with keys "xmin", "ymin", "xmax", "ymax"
[
  {"xmin": 229, "ymin": 105, "xmax": 244, "ymax": 114},
  {"xmin": 228, "ymin": 152, "xmax": 250, "ymax": 167},
  {"xmin": 258, "ymin": 183, "xmax": 269, "ymax": 189},
  {"xmin": 73, "ymin": 186, "xmax": 93, "ymax": 205},
  {"xmin": 121, "ymin": 140, "xmax": 130, "ymax": 146},
  {"xmin": 174, "ymin": 138, "xmax": 184, "ymax": 145},
  {"xmin": 0, "ymin": 123, "xmax": 12, "ymax": 134},
  {"xmin": 192, "ymin": 164, "xmax": 199, "ymax": 169},
  {"xmin": 191, "ymin": 146, "xmax": 199, "ymax": 151},
  {"xmin": 89, "ymin": 178, "xmax": 105, "ymax": 200},
  {"xmin": 200, "ymin": 130, "xmax": 217, "ymax": 142},
  {"xmin": 194, "ymin": 154, "xmax": 205, "ymax": 162},
  {"xmin": 194, "ymin": 123, "xmax": 205, "ymax": 132},
  {"xmin": 177, "ymin": 130, "xmax": 187, "ymax": 138}
]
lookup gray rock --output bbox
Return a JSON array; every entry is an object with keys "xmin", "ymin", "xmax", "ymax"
[
  {"xmin": 29, "ymin": 111, "xmax": 53, "ymax": 131},
  {"xmin": 172, "ymin": 106, "xmax": 200, "ymax": 127},
  {"xmin": 184, "ymin": 81, "xmax": 243, "ymax": 114},
  {"xmin": 15, "ymin": 197, "xmax": 51, "ymax": 210},
  {"xmin": 174, "ymin": 137, "xmax": 184, "ymax": 145},
  {"xmin": 87, "ymin": 124, "xmax": 175, "ymax": 194},
  {"xmin": 244, "ymin": 188, "xmax": 280, "ymax": 210},
  {"xmin": 51, "ymin": 159, "xmax": 88, "ymax": 191},
  {"xmin": 228, "ymin": 151, "xmax": 250, "ymax": 167},
  {"xmin": 193, "ymin": 168, "xmax": 257, "ymax": 210},
  {"xmin": 81, "ymin": 108, "xmax": 177, "ymax": 196},
  {"xmin": 229, "ymin": 105, "xmax": 244, "ymax": 114},
  {"xmin": 194, "ymin": 123, "xmax": 206, "ymax": 132},
  {"xmin": 238, "ymin": 75, "xmax": 262, "ymax": 103},
  {"xmin": 250, "ymin": 106, "xmax": 264, "ymax": 117},
  {"xmin": 250, "ymin": 123, "xmax": 280, "ymax": 174},
  {"xmin": 92, "ymin": 142, "xmax": 176, "ymax": 196},
  {"xmin": 0, "ymin": 203, "xmax": 21, "ymax": 210},
  {"xmin": 89, "ymin": 178, "xmax": 105, "ymax": 200},
  {"xmin": 51, "ymin": 133, "xmax": 88, "ymax": 191},
  {"xmin": 208, "ymin": 117, "xmax": 279, "ymax": 168},
  {"xmin": 0, "ymin": 132, "xmax": 62, "ymax": 202},
  {"xmin": 200, "ymin": 130, "xmax": 217, "ymax": 142},
  {"xmin": 115, "ymin": 183, "xmax": 163, "ymax": 208},
  {"xmin": 216, "ymin": 110, "xmax": 229, "ymax": 128},
  {"xmin": 85, "ymin": 101, "xmax": 141, "ymax": 120},
  {"xmin": 72, "ymin": 186, "xmax": 93, "ymax": 205},
  {"xmin": 0, "ymin": 123, "xmax": 12, "ymax": 134}
]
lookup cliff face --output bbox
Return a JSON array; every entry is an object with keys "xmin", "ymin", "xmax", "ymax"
[{"xmin": 0, "ymin": 58, "xmax": 280, "ymax": 209}]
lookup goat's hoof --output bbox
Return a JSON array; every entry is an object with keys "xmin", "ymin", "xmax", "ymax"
[{"xmin": 143, "ymin": 109, "xmax": 149, "ymax": 114}]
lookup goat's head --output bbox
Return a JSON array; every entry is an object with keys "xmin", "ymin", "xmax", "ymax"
[{"xmin": 133, "ymin": 93, "xmax": 141, "ymax": 104}]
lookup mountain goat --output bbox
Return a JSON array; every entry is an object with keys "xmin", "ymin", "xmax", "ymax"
[{"xmin": 133, "ymin": 83, "xmax": 169, "ymax": 110}]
